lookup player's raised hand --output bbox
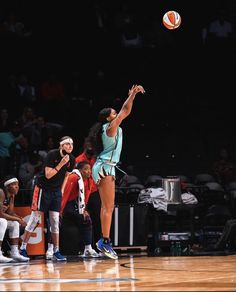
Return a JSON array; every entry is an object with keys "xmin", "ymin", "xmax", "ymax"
[{"xmin": 129, "ymin": 84, "xmax": 145, "ymax": 96}]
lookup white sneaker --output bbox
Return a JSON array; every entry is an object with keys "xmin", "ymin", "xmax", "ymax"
[
  {"xmin": 46, "ymin": 250, "xmax": 53, "ymax": 260},
  {"xmin": 10, "ymin": 251, "xmax": 30, "ymax": 262},
  {"xmin": 0, "ymin": 253, "xmax": 14, "ymax": 263},
  {"xmin": 81, "ymin": 249, "xmax": 100, "ymax": 258}
]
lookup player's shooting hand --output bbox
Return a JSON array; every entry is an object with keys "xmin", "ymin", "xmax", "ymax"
[
  {"xmin": 135, "ymin": 85, "xmax": 145, "ymax": 94},
  {"xmin": 129, "ymin": 84, "xmax": 145, "ymax": 96}
]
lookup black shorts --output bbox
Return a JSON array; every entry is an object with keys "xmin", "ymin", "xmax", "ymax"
[
  {"xmin": 63, "ymin": 200, "xmax": 92, "ymax": 225},
  {"xmin": 31, "ymin": 185, "xmax": 62, "ymax": 213}
]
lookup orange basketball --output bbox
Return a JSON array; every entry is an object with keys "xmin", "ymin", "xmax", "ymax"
[{"xmin": 163, "ymin": 10, "xmax": 181, "ymax": 30}]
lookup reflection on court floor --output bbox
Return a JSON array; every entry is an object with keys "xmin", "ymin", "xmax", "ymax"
[{"xmin": 0, "ymin": 254, "xmax": 236, "ymax": 291}]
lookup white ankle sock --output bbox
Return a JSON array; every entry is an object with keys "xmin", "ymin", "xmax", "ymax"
[
  {"xmin": 85, "ymin": 244, "xmax": 92, "ymax": 251},
  {"xmin": 20, "ymin": 242, "xmax": 27, "ymax": 250},
  {"xmin": 48, "ymin": 243, "xmax": 54, "ymax": 252}
]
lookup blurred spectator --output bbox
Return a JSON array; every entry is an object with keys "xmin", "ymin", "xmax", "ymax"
[
  {"xmin": 38, "ymin": 136, "xmax": 56, "ymax": 162},
  {"xmin": 22, "ymin": 115, "xmax": 63, "ymax": 150},
  {"xmin": 0, "ymin": 109, "xmax": 11, "ymax": 132},
  {"xmin": 92, "ymin": 67, "xmax": 110, "ymax": 108},
  {"xmin": 91, "ymin": 1, "xmax": 113, "ymax": 46},
  {"xmin": 1, "ymin": 11, "xmax": 25, "ymax": 39},
  {"xmin": 19, "ymin": 107, "xmax": 37, "ymax": 128},
  {"xmin": 0, "ymin": 121, "xmax": 23, "ymax": 178},
  {"xmin": 66, "ymin": 71, "xmax": 84, "ymax": 101},
  {"xmin": 2, "ymin": 74, "xmax": 19, "ymax": 109},
  {"xmin": 39, "ymin": 73, "xmax": 65, "ymax": 102},
  {"xmin": 38, "ymin": 73, "xmax": 66, "ymax": 120},
  {"xmin": 0, "ymin": 11, "xmax": 32, "ymax": 39},
  {"xmin": 120, "ymin": 19, "xmax": 143, "ymax": 48},
  {"xmin": 212, "ymin": 147, "xmax": 236, "ymax": 186},
  {"xmin": 203, "ymin": 9, "xmax": 233, "ymax": 47},
  {"xmin": 208, "ymin": 9, "xmax": 233, "ymax": 38},
  {"xmin": 18, "ymin": 150, "xmax": 43, "ymax": 189},
  {"xmin": 114, "ymin": 2, "xmax": 143, "ymax": 48},
  {"xmin": 9, "ymin": 135, "xmax": 31, "ymax": 177},
  {"xmin": 114, "ymin": 2, "xmax": 134, "ymax": 32},
  {"xmin": 142, "ymin": 19, "xmax": 175, "ymax": 49},
  {"xmin": 16, "ymin": 74, "xmax": 37, "ymax": 107}
]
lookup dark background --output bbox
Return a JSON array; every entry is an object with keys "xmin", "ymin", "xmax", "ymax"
[{"xmin": 1, "ymin": 0, "xmax": 236, "ymax": 180}]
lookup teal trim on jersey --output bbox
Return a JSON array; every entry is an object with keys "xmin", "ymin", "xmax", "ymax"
[
  {"xmin": 92, "ymin": 123, "xmax": 123, "ymax": 184},
  {"xmin": 99, "ymin": 123, "xmax": 123, "ymax": 163}
]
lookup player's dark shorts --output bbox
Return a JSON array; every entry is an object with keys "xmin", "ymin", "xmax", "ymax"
[{"xmin": 31, "ymin": 185, "xmax": 62, "ymax": 213}]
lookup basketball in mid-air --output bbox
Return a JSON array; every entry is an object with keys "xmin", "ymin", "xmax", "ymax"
[{"xmin": 162, "ymin": 11, "xmax": 181, "ymax": 30}]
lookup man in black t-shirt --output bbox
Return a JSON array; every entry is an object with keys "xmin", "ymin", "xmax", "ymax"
[{"xmin": 19, "ymin": 136, "xmax": 75, "ymax": 261}]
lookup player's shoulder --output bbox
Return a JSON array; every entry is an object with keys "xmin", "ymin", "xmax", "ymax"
[{"xmin": 47, "ymin": 149, "xmax": 59, "ymax": 156}]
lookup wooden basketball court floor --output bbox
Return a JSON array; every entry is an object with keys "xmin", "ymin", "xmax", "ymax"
[{"xmin": 0, "ymin": 253, "xmax": 236, "ymax": 291}]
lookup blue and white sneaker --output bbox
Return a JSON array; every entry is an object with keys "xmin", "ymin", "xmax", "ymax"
[
  {"xmin": 96, "ymin": 238, "xmax": 118, "ymax": 260},
  {"xmin": 53, "ymin": 251, "xmax": 67, "ymax": 261},
  {"xmin": 19, "ymin": 248, "xmax": 29, "ymax": 259}
]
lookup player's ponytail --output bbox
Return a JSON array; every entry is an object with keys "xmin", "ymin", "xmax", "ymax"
[{"xmin": 87, "ymin": 108, "xmax": 111, "ymax": 155}]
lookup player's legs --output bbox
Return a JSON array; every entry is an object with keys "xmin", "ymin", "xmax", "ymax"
[{"xmin": 96, "ymin": 176, "xmax": 118, "ymax": 259}]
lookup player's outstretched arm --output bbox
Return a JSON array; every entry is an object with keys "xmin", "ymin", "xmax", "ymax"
[{"xmin": 108, "ymin": 84, "xmax": 145, "ymax": 136}]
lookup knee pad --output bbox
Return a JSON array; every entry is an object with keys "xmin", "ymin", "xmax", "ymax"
[
  {"xmin": 8, "ymin": 220, "xmax": 20, "ymax": 239},
  {"xmin": 25, "ymin": 211, "xmax": 41, "ymax": 233},
  {"xmin": 49, "ymin": 211, "xmax": 59, "ymax": 234},
  {"xmin": 0, "ymin": 218, "xmax": 7, "ymax": 241}
]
